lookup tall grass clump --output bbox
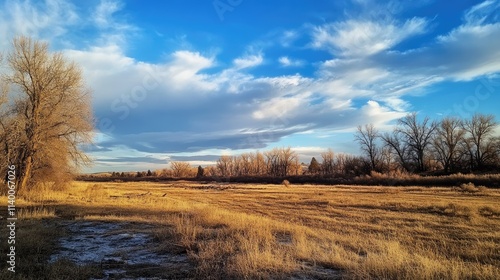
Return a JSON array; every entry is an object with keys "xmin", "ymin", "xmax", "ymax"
[
  {"xmin": 458, "ymin": 182, "xmax": 488, "ymax": 194},
  {"xmin": 282, "ymin": 179, "xmax": 291, "ymax": 188},
  {"xmin": 82, "ymin": 184, "xmax": 108, "ymax": 202},
  {"xmin": 18, "ymin": 206, "xmax": 56, "ymax": 219}
]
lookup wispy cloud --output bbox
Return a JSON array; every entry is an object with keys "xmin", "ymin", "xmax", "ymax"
[
  {"xmin": 311, "ymin": 17, "xmax": 428, "ymax": 57},
  {"xmin": 91, "ymin": 0, "xmax": 138, "ymax": 47},
  {"xmin": 93, "ymin": 0, "xmax": 122, "ymax": 29},
  {"xmin": 233, "ymin": 53, "xmax": 264, "ymax": 69},
  {"xmin": 278, "ymin": 56, "xmax": 304, "ymax": 67},
  {"xmin": 0, "ymin": 0, "xmax": 79, "ymax": 49},
  {"xmin": 279, "ymin": 30, "xmax": 300, "ymax": 47},
  {"xmin": 464, "ymin": 0, "xmax": 500, "ymax": 25}
]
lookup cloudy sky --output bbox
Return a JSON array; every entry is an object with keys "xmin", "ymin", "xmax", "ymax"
[{"xmin": 1, "ymin": 0, "xmax": 499, "ymax": 172}]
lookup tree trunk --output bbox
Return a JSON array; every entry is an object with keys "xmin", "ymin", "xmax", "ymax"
[{"xmin": 18, "ymin": 155, "xmax": 33, "ymax": 194}]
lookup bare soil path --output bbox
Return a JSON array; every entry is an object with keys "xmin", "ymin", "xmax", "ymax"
[{"xmin": 50, "ymin": 220, "xmax": 194, "ymax": 279}]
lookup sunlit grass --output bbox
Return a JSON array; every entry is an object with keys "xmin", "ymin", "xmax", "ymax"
[
  {"xmin": 1, "ymin": 181, "xmax": 499, "ymax": 279},
  {"xmin": 18, "ymin": 206, "xmax": 56, "ymax": 219}
]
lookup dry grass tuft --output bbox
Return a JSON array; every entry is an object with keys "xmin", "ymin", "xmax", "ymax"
[
  {"xmin": 23, "ymin": 182, "xmax": 71, "ymax": 202},
  {"xmin": 458, "ymin": 182, "xmax": 488, "ymax": 194},
  {"xmin": 18, "ymin": 206, "xmax": 56, "ymax": 219},
  {"xmin": 479, "ymin": 206, "xmax": 500, "ymax": 218},
  {"xmin": 82, "ymin": 184, "xmax": 108, "ymax": 202}
]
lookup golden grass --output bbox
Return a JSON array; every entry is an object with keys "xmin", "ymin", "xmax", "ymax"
[
  {"xmin": 18, "ymin": 206, "xmax": 56, "ymax": 219},
  {"xmin": 1, "ymin": 181, "xmax": 499, "ymax": 279}
]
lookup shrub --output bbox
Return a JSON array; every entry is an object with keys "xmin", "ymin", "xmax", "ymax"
[
  {"xmin": 282, "ymin": 180, "xmax": 290, "ymax": 188},
  {"xmin": 477, "ymin": 185, "xmax": 488, "ymax": 192},
  {"xmin": 459, "ymin": 182, "xmax": 480, "ymax": 193},
  {"xmin": 83, "ymin": 184, "xmax": 108, "ymax": 202},
  {"xmin": 369, "ymin": 171, "xmax": 386, "ymax": 179}
]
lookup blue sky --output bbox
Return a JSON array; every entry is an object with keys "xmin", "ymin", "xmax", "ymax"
[{"xmin": 1, "ymin": 0, "xmax": 499, "ymax": 172}]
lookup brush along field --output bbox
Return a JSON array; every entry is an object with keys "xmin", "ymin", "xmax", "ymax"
[{"xmin": 1, "ymin": 181, "xmax": 499, "ymax": 279}]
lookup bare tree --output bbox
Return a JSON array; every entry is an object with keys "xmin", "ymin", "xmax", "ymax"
[
  {"xmin": 462, "ymin": 114, "xmax": 498, "ymax": 170},
  {"xmin": 170, "ymin": 161, "xmax": 192, "ymax": 177},
  {"xmin": 321, "ymin": 149, "xmax": 335, "ymax": 175},
  {"xmin": 158, "ymin": 168, "xmax": 173, "ymax": 177},
  {"xmin": 494, "ymin": 138, "xmax": 500, "ymax": 166},
  {"xmin": 0, "ymin": 53, "xmax": 12, "ymax": 181},
  {"xmin": 290, "ymin": 157, "xmax": 302, "ymax": 175},
  {"xmin": 0, "ymin": 53, "xmax": 7, "ymax": 105},
  {"xmin": 381, "ymin": 131, "xmax": 411, "ymax": 172},
  {"xmin": 265, "ymin": 147, "xmax": 297, "ymax": 176},
  {"xmin": 231, "ymin": 156, "xmax": 242, "ymax": 176},
  {"xmin": 335, "ymin": 153, "xmax": 362, "ymax": 176},
  {"xmin": 216, "ymin": 155, "xmax": 233, "ymax": 177},
  {"xmin": 1, "ymin": 36, "xmax": 93, "ymax": 192},
  {"xmin": 280, "ymin": 147, "xmax": 297, "ymax": 176},
  {"xmin": 343, "ymin": 154, "xmax": 369, "ymax": 176},
  {"xmin": 379, "ymin": 147, "xmax": 394, "ymax": 172},
  {"xmin": 354, "ymin": 124, "xmax": 380, "ymax": 171},
  {"xmin": 383, "ymin": 113, "xmax": 437, "ymax": 173},
  {"xmin": 398, "ymin": 113, "xmax": 437, "ymax": 172},
  {"xmin": 0, "ymin": 69, "xmax": 9, "ymax": 162},
  {"xmin": 203, "ymin": 165, "xmax": 217, "ymax": 177},
  {"xmin": 432, "ymin": 117, "xmax": 466, "ymax": 172},
  {"xmin": 265, "ymin": 150, "xmax": 279, "ymax": 176},
  {"xmin": 238, "ymin": 153, "xmax": 252, "ymax": 176},
  {"xmin": 250, "ymin": 151, "xmax": 266, "ymax": 175}
]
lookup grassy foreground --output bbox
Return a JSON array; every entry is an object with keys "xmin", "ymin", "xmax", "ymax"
[{"xmin": 1, "ymin": 181, "xmax": 499, "ymax": 279}]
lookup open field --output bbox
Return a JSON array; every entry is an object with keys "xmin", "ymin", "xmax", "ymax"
[{"xmin": 1, "ymin": 181, "xmax": 500, "ymax": 279}]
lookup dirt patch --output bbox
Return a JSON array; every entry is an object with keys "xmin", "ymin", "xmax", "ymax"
[
  {"xmin": 290, "ymin": 262, "xmax": 342, "ymax": 280},
  {"xmin": 50, "ymin": 221, "xmax": 194, "ymax": 279},
  {"xmin": 291, "ymin": 262, "xmax": 342, "ymax": 279},
  {"xmin": 189, "ymin": 185, "xmax": 235, "ymax": 191}
]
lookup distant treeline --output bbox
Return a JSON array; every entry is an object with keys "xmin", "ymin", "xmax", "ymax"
[
  {"xmin": 80, "ymin": 112, "xmax": 500, "ymax": 187},
  {"xmin": 171, "ymin": 113, "xmax": 500, "ymax": 178},
  {"xmin": 77, "ymin": 173, "xmax": 500, "ymax": 188}
]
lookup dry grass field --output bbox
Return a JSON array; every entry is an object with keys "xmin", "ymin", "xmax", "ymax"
[{"xmin": 1, "ymin": 181, "xmax": 499, "ymax": 279}]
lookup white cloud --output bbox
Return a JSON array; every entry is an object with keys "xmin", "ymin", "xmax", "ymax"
[
  {"xmin": 233, "ymin": 53, "xmax": 264, "ymax": 69},
  {"xmin": 0, "ymin": 0, "xmax": 79, "ymax": 50},
  {"xmin": 309, "ymin": 0, "xmax": 500, "ymax": 113},
  {"xmin": 164, "ymin": 51, "xmax": 216, "ymax": 91},
  {"xmin": 430, "ymin": 0, "xmax": 500, "ymax": 81},
  {"xmin": 255, "ymin": 75, "xmax": 307, "ymax": 90},
  {"xmin": 93, "ymin": 0, "xmax": 122, "ymax": 28},
  {"xmin": 278, "ymin": 56, "xmax": 304, "ymax": 67},
  {"xmin": 66, "ymin": 45, "xmax": 134, "ymax": 74},
  {"xmin": 252, "ymin": 96, "xmax": 303, "ymax": 120},
  {"xmin": 406, "ymin": 21, "xmax": 500, "ymax": 81},
  {"xmin": 280, "ymin": 30, "xmax": 299, "ymax": 47},
  {"xmin": 65, "ymin": 46, "xmax": 219, "ymax": 108},
  {"xmin": 361, "ymin": 100, "xmax": 406, "ymax": 122},
  {"xmin": 311, "ymin": 17, "xmax": 428, "ymax": 57},
  {"xmin": 90, "ymin": 0, "xmax": 137, "ymax": 47},
  {"xmin": 464, "ymin": 0, "xmax": 500, "ymax": 25}
]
